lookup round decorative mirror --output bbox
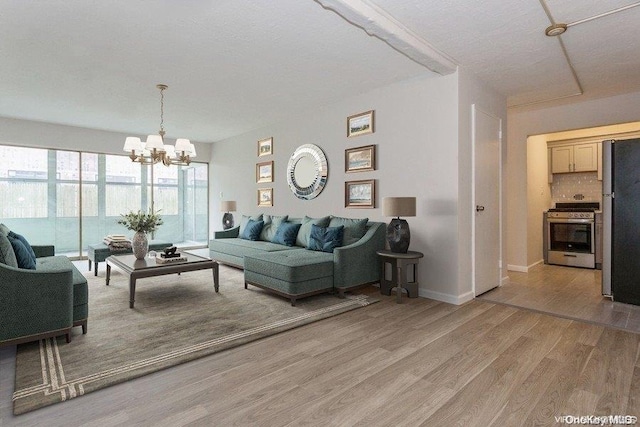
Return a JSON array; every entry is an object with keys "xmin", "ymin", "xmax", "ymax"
[{"xmin": 287, "ymin": 144, "xmax": 328, "ymax": 200}]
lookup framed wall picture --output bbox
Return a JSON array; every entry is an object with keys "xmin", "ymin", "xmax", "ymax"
[
  {"xmin": 258, "ymin": 188, "xmax": 273, "ymax": 207},
  {"xmin": 256, "ymin": 160, "xmax": 274, "ymax": 183},
  {"xmin": 347, "ymin": 110, "xmax": 374, "ymax": 137},
  {"xmin": 345, "ymin": 144, "xmax": 376, "ymax": 173},
  {"xmin": 345, "ymin": 179, "xmax": 375, "ymax": 208},
  {"xmin": 258, "ymin": 137, "xmax": 273, "ymax": 157}
]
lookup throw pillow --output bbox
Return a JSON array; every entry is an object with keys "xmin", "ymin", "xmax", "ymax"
[
  {"xmin": 0, "ymin": 232, "xmax": 18, "ymax": 268},
  {"xmin": 328, "ymin": 216, "xmax": 368, "ymax": 246},
  {"xmin": 7, "ymin": 235, "xmax": 36, "ymax": 269},
  {"xmin": 8, "ymin": 231, "xmax": 36, "ymax": 263},
  {"xmin": 0, "ymin": 223, "xmax": 10, "ymax": 237},
  {"xmin": 240, "ymin": 219, "xmax": 264, "ymax": 241},
  {"xmin": 307, "ymin": 224, "xmax": 344, "ymax": 253},
  {"xmin": 259, "ymin": 215, "xmax": 288, "ymax": 242},
  {"xmin": 239, "ymin": 214, "xmax": 263, "ymax": 235},
  {"xmin": 295, "ymin": 216, "xmax": 331, "ymax": 248},
  {"xmin": 272, "ymin": 221, "xmax": 302, "ymax": 246}
]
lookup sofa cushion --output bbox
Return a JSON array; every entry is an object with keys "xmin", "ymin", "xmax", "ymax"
[
  {"xmin": 244, "ymin": 249, "xmax": 334, "ymax": 282},
  {"xmin": 0, "ymin": 233, "xmax": 18, "ymax": 268},
  {"xmin": 8, "ymin": 231, "xmax": 36, "ymax": 264},
  {"xmin": 0, "ymin": 223, "xmax": 10, "ymax": 237},
  {"xmin": 209, "ymin": 238, "xmax": 295, "ymax": 261},
  {"xmin": 240, "ymin": 219, "xmax": 264, "ymax": 241},
  {"xmin": 7, "ymin": 236, "xmax": 36, "ymax": 269},
  {"xmin": 295, "ymin": 216, "xmax": 331, "ymax": 248},
  {"xmin": 307, "ymin": 224, "xmax": 344, "ymax": 253},
  {"xmin": 260, "ymin": 215, "xmax": 288, "ymax": 242},
  {"xmin": 329, "ymin": 216, "xmax": 368, "ymax": 246},
  {"xmin": 239, "ymin": 214, "xmax": 263, "ymax": 235},
  {"xmin": 272, "ymin": 221, "xmax": 302, "ymax": 246}
]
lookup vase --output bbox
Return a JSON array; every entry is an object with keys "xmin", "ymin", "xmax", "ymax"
[{"xmin": 132, "ymin": 231, "xmax": 149, "ymax": 260}]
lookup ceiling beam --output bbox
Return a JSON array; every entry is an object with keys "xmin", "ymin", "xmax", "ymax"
[{"xmin": 315, "ymin": 0, "xmax": 458, "ymax": 75}]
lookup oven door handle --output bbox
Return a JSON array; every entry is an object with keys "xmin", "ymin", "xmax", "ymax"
[{"xmin": 547, "ymin": 218, "xmax": 594, "ymax": 224}]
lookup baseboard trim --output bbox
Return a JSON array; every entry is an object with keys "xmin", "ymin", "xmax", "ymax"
[
  {"xmin": 500, "ymin": 275, "xmax": 510, "ymax": 286},
  {"xmin": 419, "ymin": 289, "xmax": 474, "ymax": 305},
  {"xmin": 507, "ymin": 259, "xmax": 544, "ymax": 273}
]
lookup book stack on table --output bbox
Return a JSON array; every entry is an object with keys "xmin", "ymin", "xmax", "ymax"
[
  {"xmin": 155, "ymin": 252, "xmax": 187, "ymax": 264},
  {"xmin": 104, "ymin": 235, "xmax": 132, "ymax": 252}
]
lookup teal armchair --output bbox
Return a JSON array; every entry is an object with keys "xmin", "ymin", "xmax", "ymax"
[{"xmin": 0, "ymin": 245, "xmax": 87, "ymax": 346}]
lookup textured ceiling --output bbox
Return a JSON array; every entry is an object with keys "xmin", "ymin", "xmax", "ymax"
[{"xmin": 1, "ymin": 0, "xmax": 639, "ymax": 142}]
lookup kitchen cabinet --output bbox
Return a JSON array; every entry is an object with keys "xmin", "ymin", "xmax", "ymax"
[{"xmin": 550, "ymin": 142, "xmax": 599, "ymax": 174}]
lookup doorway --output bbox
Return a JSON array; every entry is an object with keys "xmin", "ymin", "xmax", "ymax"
[{"xmin": 481, "ymin": 121, "xmax": 640, "ymax": 333}]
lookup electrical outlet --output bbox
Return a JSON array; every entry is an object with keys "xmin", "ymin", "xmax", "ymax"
[{"xmin": 220, "ymin": 192, "xmax": 223, "ymax": 199}]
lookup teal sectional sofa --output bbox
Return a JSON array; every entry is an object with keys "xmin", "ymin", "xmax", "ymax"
[
  {"xmin": 0, "ymin": 244, "xmax": 88, "ymax": 346},
  {"xmin": 209, "ymin": 215, "xmax": 386, "ymax": 304}
]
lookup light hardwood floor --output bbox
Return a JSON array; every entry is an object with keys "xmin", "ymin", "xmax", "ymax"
[
  {"xmin": 1, "ymin": 281, "xmax": 639, "ymax": 426},
  {"xmin": 481, "ymin": 263, "xmax": 640, "ymax": 333}
]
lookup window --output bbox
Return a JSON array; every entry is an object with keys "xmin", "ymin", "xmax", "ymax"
[
  {"xmin": 0, "ymin": 146, "xmax": 48, "ymax": 219},
  {"xmin": 0, "ymin": 144, "xmax": 208, "ymax": 257}
]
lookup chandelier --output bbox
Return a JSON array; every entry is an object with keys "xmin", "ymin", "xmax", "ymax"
[{"xmin": 123, "ymin": 84, "xmax": 196, "ymax": 166}]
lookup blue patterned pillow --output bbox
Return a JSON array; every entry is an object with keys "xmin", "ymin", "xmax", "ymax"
[
  {"xmin": 307, "ymin": 224, "xmax": 344, "ymax": 253},
  {"xmin": 8, "ymin": 231, "xmax": 36, "ymax": 263},
  {"xmin": 7, "ymin": 235, "xmax": 36, "ymax": 269},
  {"xmin": 272, "ymin": 222, "xmax": 302, "ymax": 246},
  {"xmin": 240, "ymin": 219, "xmax": 264, "ymax": 241},
  {"xmin": 295, "ymin": 216, "xmax": 331, "ymax": 247}
]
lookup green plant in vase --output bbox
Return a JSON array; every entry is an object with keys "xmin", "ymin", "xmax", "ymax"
[{"xmin": 118, "ymin": 209, "xmax": 163, "ymax": 259}]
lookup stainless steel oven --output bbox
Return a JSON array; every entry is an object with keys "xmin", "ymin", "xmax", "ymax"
[{"xmin": 546, "ymin": 205, "xmax": 596, "ymax": 269}]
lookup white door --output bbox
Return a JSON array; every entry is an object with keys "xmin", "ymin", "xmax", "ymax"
[{"xmin": 473, "ymin": 105, "xmax": 502, "ymax": 296}]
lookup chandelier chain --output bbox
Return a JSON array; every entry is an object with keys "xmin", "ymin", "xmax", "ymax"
[{"xmin": 159, "ymin": 86, "xmax": 165, "ymax": 135}]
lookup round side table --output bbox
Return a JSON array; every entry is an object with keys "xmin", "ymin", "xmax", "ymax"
[{"xmin": 376, "ymin": 250, "xmax": 424, "ymax": 303}]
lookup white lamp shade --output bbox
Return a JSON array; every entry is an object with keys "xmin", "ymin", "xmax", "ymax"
[
  {"xmin": 123, "ymin": 137, "xmax": 143, "ymax": 153},
  {"xmin": 175, "ymin": 138, "xmax": 191, "ymax": 153},
  {"xmin": 188, "ymin": 143, "xmax": 197, "ymax": 158},
  {"xmin": 163, "ymin": 145, "xmax": 176, "ymax": 158},
  {"xmin": 220, "ymin": 200, "xmax": 237, "ymax": 212},
  {"xmin": 145, "ymin": 134, "xmax": 165, "ymax": 151},
  {"xmin": 382, "ymin": 197, "xmax": 416, "ymax": 217}
]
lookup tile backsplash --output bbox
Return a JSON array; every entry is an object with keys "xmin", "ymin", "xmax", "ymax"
[{"xmin": 551, "ymin": 172, "xmax": 602, "ymax": 205}]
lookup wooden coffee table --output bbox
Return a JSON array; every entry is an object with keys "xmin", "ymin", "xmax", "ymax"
[{"xmin": 106, "ymin": 252, "xmax": 219, "ymax": 308}]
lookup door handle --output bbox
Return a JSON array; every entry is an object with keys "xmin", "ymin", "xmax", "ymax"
[{"xmin": 476, "ymin": 205, "xmax": 485, "ymax": 212}]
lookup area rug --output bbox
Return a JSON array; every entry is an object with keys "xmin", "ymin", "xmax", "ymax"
[{"xmin": 12, "ymin": 263, "xmax": 378, "ymax": 415}]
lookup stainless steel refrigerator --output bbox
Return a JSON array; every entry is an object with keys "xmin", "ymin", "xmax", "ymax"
[{"xmin": 602, "ymin": 138, "xmax": 640, "ymax": 304}]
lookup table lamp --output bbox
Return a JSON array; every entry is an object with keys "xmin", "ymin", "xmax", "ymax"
[
  {"xmin": 220, "ymin": 201, "xmax": 237, "ymax": 230},
  {"xmin": 382, "ymin": 197, "xmax": 416, "ymax": 253}
]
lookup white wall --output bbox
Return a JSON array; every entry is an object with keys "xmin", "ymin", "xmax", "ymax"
[
  {"xmin": 507, "ymin": 90, "xmax": 640, "ymax": 269},
  {"xmin": 211, "ymin": 70, "xmax": 507, "ymax": 304},
  {"xmin": 0, "ymin": 116, "xmax": 211, "ymax": 159},
  {"xmin": 525, "ymin": 135, "xmax": 551, "ymax": 268}
]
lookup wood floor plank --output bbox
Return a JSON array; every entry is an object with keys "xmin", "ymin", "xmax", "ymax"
[
  {"xmin": 2, "ymin": 286, "xmax": 639, "ymax": 427},
  {"xmin": 524, "ymin": 346, "xmax": 595, "ymax": 426},
  {"xmin": 489, "ymin": 358, "xmax": 565, "ymax": 426},
  {"xmin": 353, "ymin": 379, "xmax": 456, "ymax": 427},
  {"xmin": 592, "ymin": 330, "xmax": 639, "ymax": 415},
  {"xmin": 626, "ymin": 365, "xmax": 640, "ymax": 417},
  {"xmin": 421, "ymin": 309, "xmax": 541, "ymax": 391}
]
